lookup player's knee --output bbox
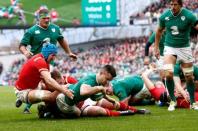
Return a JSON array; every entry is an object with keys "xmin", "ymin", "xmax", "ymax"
[
  {"xmin": 182, "ymin": 67, "xmax": 194, "ymax": 81},
  {"xmin": 31, "ymin": 90, "xmax": 48, "ymax": 102},
  {"xmin": 163, "ymin": 64, "xmax": 174, "ymax": 79}
]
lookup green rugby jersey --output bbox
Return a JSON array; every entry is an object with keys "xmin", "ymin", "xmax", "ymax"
[
  {"xmin": 65, "ymin": 74, "xmax": 100, "ymax": 106},
  {"xmin": 111, "ymin": 75, "xmax": 144, "ymax": 101},
  {"xmin": 21, "ymin": 23, "xmax": 63, "ymax": 54},
  {"xmin": 159, "ymin": 8, "xmax": 197, "ymax": 48}
]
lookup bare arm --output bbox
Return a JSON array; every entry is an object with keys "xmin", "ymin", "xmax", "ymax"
[
  {"xmin": 58, "ymin": 39, "xmax": 77, "ymax": 60},
  {"xmin": 40, "ymin": 70, "xmax": 74, "ymax": 99},
  {"xmin": 103, "ymin": 94, "xmax": 116, "ymax": 104},
  {"xmin": 19, "ymin": 44, "xmax": 33, "ymax": 59},
  {"xmin": 173, "ymin": 76, "xmax": 189, "ymax": 102},
  {"xmin": 80, "ymin": 84, "xmax": 105, "ymax": 96},
  {"xmin": 154, "ymin": 27, "xmax": 164, "ymax": 59},
  {"xmin": 141, "ymin": 69, "xmax": 155, "ymax": 91}
]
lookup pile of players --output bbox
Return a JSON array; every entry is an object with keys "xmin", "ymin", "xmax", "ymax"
[{"xmin": 14, "ymin": 0, "xmax": 198, "ymax": 119}]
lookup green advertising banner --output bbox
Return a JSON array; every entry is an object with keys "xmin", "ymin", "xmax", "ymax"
[{"xmin": 82, "ymin": 0, "xmax": 117, "ymax": 26}]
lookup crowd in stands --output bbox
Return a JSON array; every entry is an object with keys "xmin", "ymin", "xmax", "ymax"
[
  {"xmin": 2, "ymin": 34, "xmax": 197, "ymax": 86},
  {"xmin": 130, "ymin": 0, "xmax": 198, "ymax": 24},
  {"xmin": 0, "ymin": 62, "xmax": 3, "ymax": 75}
]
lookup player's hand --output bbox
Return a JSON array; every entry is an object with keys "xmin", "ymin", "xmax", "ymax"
[
  {"xmin": 154, "ymin": 47, "xmax": 160, "ymax": 60},
  {"xmin": 182, "ymin": 91, "xmax": 190, "ymax": 102},
  {"xmin": 144, "ymin": 57, "xmax": 150, "ymax": 65},
  {"xmin": 113, "ymin": 101, "xmax": 120, "ymax": 109},
  {"xmin": 64, "ymin": 89, "xmax": 74, "ymax": 99},
  {"xmin": 69, "ymin": 53, "xmax": 77, "ymax": 61},
  {"xmin": 24, "ymin": 51, "xmax": 33, "ymax": 59},
  {"xmin": 98, "ymin": 86, "xmax": 106, "ymax": 94}
]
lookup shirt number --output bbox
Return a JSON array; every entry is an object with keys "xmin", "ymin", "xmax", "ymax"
[{"xmin": 171, "ymin": 26, "xmax": 179, "ymax": 35}]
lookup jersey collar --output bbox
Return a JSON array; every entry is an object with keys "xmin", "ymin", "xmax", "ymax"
[{"xmin": 170, "ymin": 8, "xmax": 183, "ymax": 17}]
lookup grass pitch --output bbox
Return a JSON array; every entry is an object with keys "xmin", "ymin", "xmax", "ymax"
[{"xmin": 0, "ymin": 86, "xmax": 198, "ymax": 131}]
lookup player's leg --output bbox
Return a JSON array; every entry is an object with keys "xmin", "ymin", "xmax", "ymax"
[
  {"xmin": 82, "ymin": 105, "xmax": 117, "ymax": 116},
  {"xmin": 28, "ymin": 90, "xmax": 59, "ymax": 104},
  {"xmin": 56, "ymin": 93, "xmax": 81, "ymax": 117},
  {"xmin": 178, "ymin": 47, "xmax": 198, "ymax": 110},
  {"xmin": 97, "ymin": 98, "xmax": 150, "ymax": 114},
  {"xmin": 163, "ymin": 46, "xmax": 177, "ymax": 111},
  {"xmin": 23, "ymin": 103, "xmax": 32, "ymax": 114},
  {"xmin": 15, "ymin": 88, "xmax": 30, "ymax": 108},
  {"xmin": 181, "ymin": 63, "xmax": 196, "ymax": 107}
]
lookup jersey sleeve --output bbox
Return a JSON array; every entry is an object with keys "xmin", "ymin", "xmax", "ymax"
[
  {"xmin": 34, "ymin": 57, "xmax": 49, "ymax": 72},
  {"xmin": 189, "ymin": 13, "xmax": 197, "ymax": 27},
  {"xmin": 56, "ymin": 26, "xmax": 64, "ymax": 40},
  {"xmin": 83, "ymin": 79, "xmax": 96, "ymax": 87},
  {"xmin": 159, "ymin": 10, "xmax": 168, "ymax": 28},
  {"xmin": 20, "ymin": 30, "xmax": 32, "ymax": 46}
]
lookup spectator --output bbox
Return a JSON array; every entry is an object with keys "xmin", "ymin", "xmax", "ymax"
[{"xmin": 50, "ymin": 8, "xmax": 59, "ymax": 23}]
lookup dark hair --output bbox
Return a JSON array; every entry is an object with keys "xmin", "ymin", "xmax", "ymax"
[
  {"xmin": 159, "ymin": 92, "xmax": 168, "ymax": 103},
  {"xmin": 51, "ymin": 69, "xmax": 61, "ymax": 79},
  {"xmin": 171, "ymin": 0, "xmax": 183, "ymax": 6},
  {"xmin": 103, "ymin": 65, "xmax": 116, "ymax": 78}
]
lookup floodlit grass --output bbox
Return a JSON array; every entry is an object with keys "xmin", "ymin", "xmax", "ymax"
[
  {"xmin": 0, "ymin": 86, "xmax": 198, "ymax": 131},
  {"xmin": 0, "ymin": 0, "xmax": 81, "ymax": 26}
]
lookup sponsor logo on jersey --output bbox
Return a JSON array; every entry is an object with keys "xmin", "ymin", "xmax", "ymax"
[
  {"xmin": 52, "ymin": 28, "xmax": 55, "ymax": 32},
  {"xmin": 181, "ymin": 16, "xmax": 185, "ymax": 21},
  {"xmin": 165, "ymin": 17, "xmax": 169, "ymax": 21},
  {"xmin": 35, "ymin": 30, "xmax": 40, "ymax": 34}
]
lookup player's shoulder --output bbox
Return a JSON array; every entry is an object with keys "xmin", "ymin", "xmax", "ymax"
[
  {"xmin": 49, "ymin": 23, "xmax": 60, "ymax": 29},
  {"xmin": 182, "ymin": 8, "xmax": 196, "ymax": 17},
  {"xmin": 26, "ymin": 25, "xmax": 38, "ymax": 33},
  {"xmin": 182, "ymin": 8, "xmax": 193, "ymax": 14},
  {"xmin": 159, "ymin": 9, "xmax": 171, "ymax": 20},
  {"xmin": 32, "ymin": 54, "xmax": 44, "ymax": 62}
]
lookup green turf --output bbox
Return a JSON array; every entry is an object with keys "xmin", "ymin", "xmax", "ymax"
[
  {"xmin": 0, "ymin": 86, "xmax": 198, "ymax": 131},
  {"xmin": 0, "ymin": 0, "xmax": 81, "ymax": 26}
]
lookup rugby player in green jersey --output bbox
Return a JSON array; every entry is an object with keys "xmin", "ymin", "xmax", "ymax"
[
  {"xmin": 19, "ymin": 9, "xmax": 77, "ymax": 60},
  {"xmin": 154, "ymin": 0, "xmax": 198, "ymax": 111},
  {"xmin": 173, "ymin": 62, "xmax": 198, "ymax": 107},
  {"xmin": 55, "ymin": 65, "xmax": 118, "ymax": 117},
  {"xmin": 37, "ymin": 68, "xmax": 138, "ymax": 118}
]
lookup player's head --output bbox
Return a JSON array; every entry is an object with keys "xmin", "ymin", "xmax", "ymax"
[
  {"xmin": 39, "ymin": 9, "xmax": 50, "ymax": 28},
  {"xmin": 97, "ymin": 65, "xmax": 116, "ymax": 86},
  {"xmin": 51, "ymin": 69, "xmax": 64, "ymax": 84},
  {"xmin": 41, "ymin": 43, "xmax": 57, "ymax": 62},
  {"xmin": 170, "ymin": 0, "xmax": 182, "ymax": 15}
]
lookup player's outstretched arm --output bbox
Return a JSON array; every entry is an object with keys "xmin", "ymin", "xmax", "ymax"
[
  {"xmin": 40, "ymin": 70, "xmax": 74, "ymax": 99},
  {"xmin": 173, "ymin": 76, "xmax": 189, "ymax": 102},
  {"xmin": 80, "ymin": 84, "xmax": 105, "ymax": 96}
]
